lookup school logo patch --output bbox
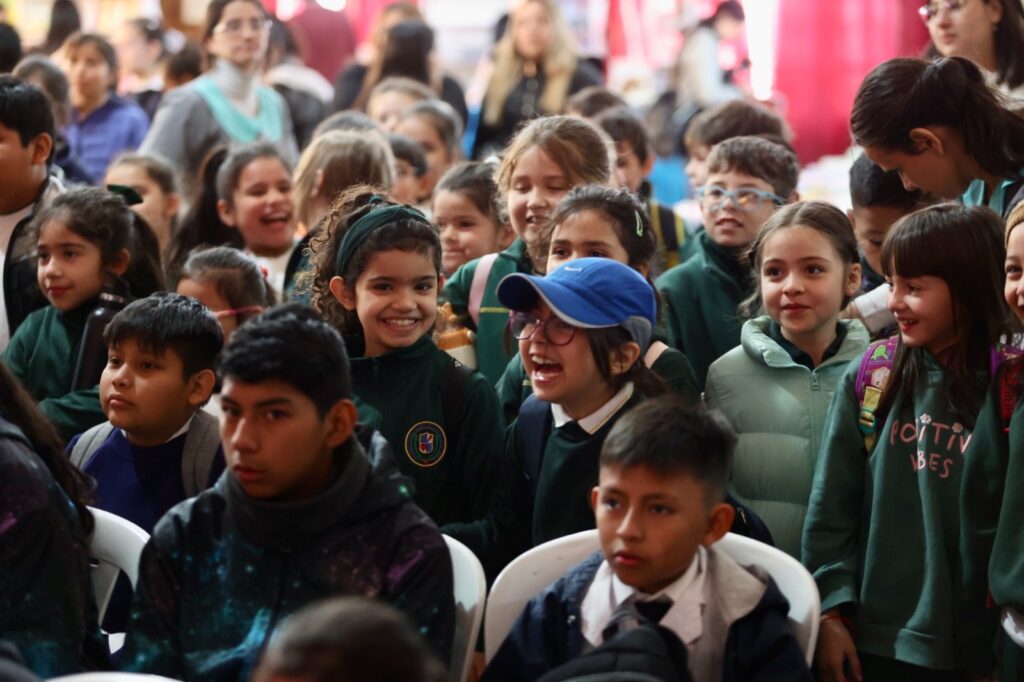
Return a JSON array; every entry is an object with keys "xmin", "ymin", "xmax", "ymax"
[{"xmin": 404, "ymin": 421, "xmax": 447, "ymax": 467}]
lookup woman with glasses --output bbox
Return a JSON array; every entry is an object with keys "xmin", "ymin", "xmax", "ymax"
[
  {"xmin": 921, "ymin": 0, "xmax": 1024, "ymax": 100},
  {"xmin": 139, "ymin": 0, "xmax": 298, "ymax": 200}
]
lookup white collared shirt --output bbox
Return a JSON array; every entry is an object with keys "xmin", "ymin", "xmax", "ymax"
[
  {"xmin": 551, "ymin": 383, "xmax": 634, "ymax": 435},
  {"xmin": 121, "ymin": 414, "xmax": 193, "ymax": 445},
  {"xmin": 580, "ymin": 545, "xmax": 708, "ymax": 647}
]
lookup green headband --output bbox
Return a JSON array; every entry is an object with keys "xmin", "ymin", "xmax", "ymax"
[{"xmin": 333, "ymin": 198, "xmax": 431, "ymax": 276}]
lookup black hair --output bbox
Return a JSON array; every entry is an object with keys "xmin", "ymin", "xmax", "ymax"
[
  {"xmin": 595, "ymin": 105, "xmax": 651, "ymax": 164},
  {"xmin": 104, "ymin": 292, "xmax": 223, "ymax": 378},
  {"xmin": 109, "ymin": 152, "xmax": 179, "ymax": 196},
  {"xmin": 922, "ymin": 0, "xmax": 1024, "ymax": 90},
  {"xmin": 587, "ymin": 326, "xmax": 667, "ymax": 398},
  {"xmin": 267, "ymin": 16, "xmax": 299, "ymax": 62},
  {"xmin": 0, "ymin": 361, "xmax": 93, "ymax": 534},
  {"xmin": 0, "ymin": 75, "xmax": 55, "ymax": 153},
  {"xmin": 124, "ymin": 212, "xmax": 166, "ymax": 297},
  {"xmin": 215, "ymin": 142, "xmax": 290, "ymax": 207},
  {"xmin": 434, "ymin": 160, "xmax": 503, "ymax": 227},
  {"xmin": 253, "ymin": 597, "xmax": 447, "ymax": 682},
  {"xmin": 65, "ymin": 33, "xmax": 118, "ymax": 92},
  {"xmin": 13, "ymin": 56, "xmax": 70, "ymax": 128},
  {"xmin": 849, "ymin": 153, "xmax": 924, "ymax": 211},
  {"xmin": 706, "ymin": 135, "xmax": 800, "ymax": 199},
  {"xmin": 378, "ymin": 20, "xmax": 432, "ymax": 85},
  {"xmin": 164, "ymin": 41, "xmax": 203, "ymax": 87},
  {"xmin": 698, "ymin": 0, "xmax": 745, "ymax": 29},
  {"xmin": 685, "ymin": 99, "xmax": 789, "ymax": 151},
  {"xmin": 878, "ymin": 203, "xmax": 1014, "ymax": 428},
  {"xmin": 313, "ymin": 110, "xmax": 381, "ymax": 139},
  {"xmin": 388, "ymin": 133, "xmax": 428, "ymax": 177},
  {"xmin": 219, "ymin": 303, "xmax": 352, "ymax": 416},
  {"xmin": 43, "ymin": 0, "xmax": 80, "ymax": 55},
  {"xmin": 566, "ymin": 85, "xmax": 626, "ymax": 118},
  {"xmin": 203, "ymin": 0, "xmax": 267, "ymax": 42},
  {"xmin": 851, "ymin": 57, "xmax": 1024, "ymax": 181},
  {"xmin": 601, "ymin": 394, "xmax": 736, "ymax": 504},
  {"xmin": 180, "ymin": 246, "xmax": 277, "ymax": 327},
  {"xmin": 0, "ymin": 23, "xmax": 21, "ymax": 74},
  {"xmin": 398, "ymin": 99, "xmax": 463, "ymax": 159}
]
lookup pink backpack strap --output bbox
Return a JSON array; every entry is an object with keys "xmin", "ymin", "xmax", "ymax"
[
  {"xmin": 856, "ymin": 336, "xmax": 899, "ymax": 450},
  {"xmin": 468, "ymin": 252, "xmax": 499, "ymax": 327}
]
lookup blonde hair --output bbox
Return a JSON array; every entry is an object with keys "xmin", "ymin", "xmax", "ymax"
[
  {"xmin": 483, "ymin": 0, "xmax": 579, "ymax": 127},
  {"xmin": 292, "ymin": 130, "xmax": 395, "ymax": 229},
  {"xmin": 1007, "ymin": 200, "xmax": 1024, "ymax": 245}
]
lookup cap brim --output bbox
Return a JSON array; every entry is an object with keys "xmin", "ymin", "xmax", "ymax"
[{"xmin": 496, "ymin": 273, "xmax": 608, "ymax": 328}]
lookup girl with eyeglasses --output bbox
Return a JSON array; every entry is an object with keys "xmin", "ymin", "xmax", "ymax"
[
  {"xmin": 853, "ymin": 56, "xmax": 1024, "ymax": 218},
  {"xmin": 139, "ymin": 0, "xmax": 298, "ymax": 200}
]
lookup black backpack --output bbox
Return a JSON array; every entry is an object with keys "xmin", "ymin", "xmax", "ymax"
[{"xmin": 537, "ymin": 624, "xmax": 694, "ymax": 682}]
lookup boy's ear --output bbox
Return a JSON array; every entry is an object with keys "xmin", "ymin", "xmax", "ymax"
[
  {"xmin": 909, "ymin": 127, "xmax": 943, "ymax": 155},
  {"xmin": 324, "ymin": 397, "xmax": 358, "ymax": 449},
  {"xmin": 108, "ymin": 248, "xmax": 131, "ymax": 276},
  {"xmin": 29, "ymin": 132, "xmax": 53, "ymax": 166},
  {"xmin": 329, "ymin": 275, "xmax": 357, "ymax": 311},
  {"xmin": 846, "ymin": 208, "xmax": 856, "ymax": 229},
  {"xmin": 703, "ymin": 500, "xmax": 735, "ymax": 546},
  {"xmin": 217, "ymin": 198, "xmax": 237, "ymax": 227},
  {"xmin": 610, "ymin": 341, "xmax": 641, "ymax": 376},
  {"xmin": 187, "ymin": 368, "xmax": 218, "ymax": 407},
  {"xmin": 845, "ymin": 262, "xmax": 863, "ymax": 298},
  {"xmin": 589, "ymin": 485, "xmax": 600, "ymax": 512}
]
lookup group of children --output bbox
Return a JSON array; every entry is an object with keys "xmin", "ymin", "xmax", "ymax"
[{"xmin": 2, "ymin": 42, "xmax": 1024, "ymax": 682}]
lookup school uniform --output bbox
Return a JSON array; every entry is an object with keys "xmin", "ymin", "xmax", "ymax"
[
  {"xmin": 962, "ymin": 172, "xmax": 1024, "ymax": 219},
  {"xmin": 346, "ymin": 334, "xmax": 505, "ymax": 527},
  {"xmin": 120, "ymin": 425, "xmax": 455, "ymax": 682},
  {"xmin": 1, "ymin": 305, "xmax": 105, "ymax": 439},
  {"xmin": 705, "ymin": 317, "xmax": 868, "ymax": 558},
  {"xmin": 802, "ymin": 352, "xmax": 1001, "ymax": 676},
  {"xmin": 483, "ymin": 546, "xmax": 811, "ymax": 682},
  {"xmin": 655, "ymin": 230, "xmax": 753, "ymax": 390},
  {"xmin": 443, "ymin": 238, "xmax": 533, "ymax": 385},
  {"xmin": 0, "ymin": 417, "xmax": 107, "ymax": 677},
  {"xmin": 65, "ymin": 95, "xmax": 149, "ymax": 182}
]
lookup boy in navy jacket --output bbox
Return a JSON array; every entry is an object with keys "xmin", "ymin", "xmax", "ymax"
[{"xmin": 484, "ymin": 396, "xmax": 810, "ymax": 682}]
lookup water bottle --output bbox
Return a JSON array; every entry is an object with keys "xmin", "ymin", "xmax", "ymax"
[{"xmin": 71, "ymin": 287, "xmax": 128, "ymax": 391}]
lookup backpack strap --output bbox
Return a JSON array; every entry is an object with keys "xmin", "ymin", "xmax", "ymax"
[
  {"xmin": 69, "ymin": 422, "xmax": 116, "ymax": 470},
  {"xmin": 440, "ymin": 359, "xmax": 474, "ymax": 458},
  {"xmin": 468, "ymin": 252, "xmax": 499, "ymax": 327},
  {"xmin": 181, "ymin": 410, "xmax": 223, "ymax": 497},
  {"xmin": 855, "ymin": 336, "xmax": 899, "ymax": 452},
  {"xmin": 992, "ymin": 344, "xmax": 1024, "ymax": 432},
  {"xmin": 515, "ymin": 394, "xmax": 553, "ymax": 494}
]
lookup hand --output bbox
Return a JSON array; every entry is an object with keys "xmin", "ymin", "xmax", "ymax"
[{"xmin": 815, "ymin": 616, "xmax": 862, "ymax": 682}]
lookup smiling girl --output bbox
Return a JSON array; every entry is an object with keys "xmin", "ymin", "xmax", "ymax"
[{"xmin": 433, "ymin": 161, "xmax": 513, "ymax": 276}]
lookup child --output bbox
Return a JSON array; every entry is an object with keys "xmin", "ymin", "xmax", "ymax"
[
  {"xmin": 164, "ymin": 147, "xmax": 233, "ymax": 284},
  {"xmin": 484, "ymin": 395, "xmax": 811, "ymax": 681},
  {"xmin": 253, "ymin": 597, "xmax": 448, "ymax": 682},
  {"xmin": 852, "ymin": 56, "xmax": 1024, "ymax": 217},
  {"xmin": 395, "ymin": 100, "xmax": 462, "ymax": 203},
  {"xmin": 443, "ymin": 115, "xmax": 614, "ymax": 385},
  {"xmin": 595, "ymin": 105, "xmax": 694, "ymax": 270},
  {"xmin": 657, "ymin": 135, "xmax": 800, "ymax": 390},
  {"xmin": 0, "ymin": 76, "xmax": 64, "ymax": 350},
  {"xmin": 803, "ymin": 204, "xmax": 1012, "ymax": 680},
  {"xmin": 104, "ymin": 153, "xmax": 181, "ymax": 255},
  {"xmin": 121, "ymin": 304, "xmax": 455, "ymax": 680},
  {"xmin": 177, "ymin": 246, "xmax": 276, "ymax": 343},
  {"xmin": 366, "ymin": 76, "xmax": 434, "ymax": 131},
  {"xmin": 388, "ymin": 132, "xmax": 429, "ymax": 207},
  {"xmin": 2, "ymin": 187, "xmax": 160, "ymax": 439},
  {"xmin": 433, "ymin": 160, "xmax": 513, "ymax": 276},
  {"xmin": 307, "ymin": 186, "xmax": 505, "ymax": 528},
  {"xmin": 450, "ymin": 257, "xmax": 664, "ymax": 579},
  {"xmin": 495, "ymin": 184, "xmax": 699, "ymax": 422},
  {"xmin": 565, "ymin": 85, "xmax": 626, "ymax": 119},
  {"xmin": 705, "ymin": 201, "xmax": 869, "ymax": 558},
  {"xmin": 215, "ymin": 142, "xmax": 299, "ymax": 298}
]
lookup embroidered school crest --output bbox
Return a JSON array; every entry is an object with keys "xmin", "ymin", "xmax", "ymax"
[{"xmin": 404, "ymin": 421, "xmax": 447, "ymax": 467}]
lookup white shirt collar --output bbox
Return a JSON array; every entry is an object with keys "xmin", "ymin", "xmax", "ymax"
[
  {"xmin": 121, "ymin": 414, "xmax": 194, "ymax": 445},
  {"xmin": 551, "ymin": 382, "xmax": 634, "ymax": 434}
]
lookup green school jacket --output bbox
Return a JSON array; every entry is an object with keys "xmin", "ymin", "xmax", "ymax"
[
  {"xmin": 655, "ymin": 230, "xmax": 752, "ymax": 391},
  {"xmin": 705, "ymin": 316, "xmax": 868, "ymax": 558},
  {"xmin": 346, "ymin": 334, "xmax": 506, "ymax": 527},
  {"xmin": 1, "ymin": 305, "xmax": 105, "ymax": 440},
  {"xmin": 442, "ymin": 239, "xmax": 533, "ymax": 385},
  {"xmin": 802, "ymin": 353, "xmax": 1000, "ymax": 675}
]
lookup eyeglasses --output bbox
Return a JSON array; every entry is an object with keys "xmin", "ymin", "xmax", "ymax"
[
  {"xmin": 509, "ymin": 311, "xmax": 577, "ymax": 346},
  {"xmin": 696, "ymin": 185, "xmax": 786, "ymax": 212},
  {"xmin": 918, "ymin": 0, "xmax": 967, "ymax": 22},
  {"xmin": 213, "ymin": 17, "xmax": 272, "ymax": 35}
]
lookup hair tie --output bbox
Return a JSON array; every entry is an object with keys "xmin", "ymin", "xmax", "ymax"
[
  {"xmin": 634, "ymin": 210, "xmax": 644, "ymax": 237},
  {"xmin": 333, "ymin": 197, "xmax": 431, "ymax": 276}
]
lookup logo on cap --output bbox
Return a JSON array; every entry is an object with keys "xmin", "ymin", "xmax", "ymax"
[{"xmin": 404, "ymin": 421, "xmax": 447, "ymax": 467}]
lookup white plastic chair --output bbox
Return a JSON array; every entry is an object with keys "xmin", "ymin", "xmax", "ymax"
[
  {"xmin": 443, "ymin": 535, "xmax": 487, "ymax": 682},
  {"xmin": 483, "ymin": 530, "xmax": 820, "ymax": 665},
  {"xmin": 88, "ymin": 507, "xmax": 150, "ymax": 620},
  {"xmin": 49, "ymin": 674, "xmax": 182, "ymax": 681}
]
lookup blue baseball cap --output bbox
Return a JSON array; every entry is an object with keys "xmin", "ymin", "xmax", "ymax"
[{"xmin": 496, "ymin": 258, "xmax": 657, "ymax": 348}]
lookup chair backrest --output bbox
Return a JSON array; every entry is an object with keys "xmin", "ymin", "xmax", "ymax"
[
  {"xmin": 484, "ymin": 529, "xmax": 600, "ymax": 661},
  {"xmin": 443, "ymin": 535, "xmax": 487, "ymax": 682},
  {"xmin": 483, "ymin": 530, "xmax": 820, "ymax": 666},
  {"xmin": 88, "ymin": 507, "xmax": 150, "ymax": 620},
  {"xmin": 49, "ymin": 674, "xmax": 183, "ymax": 681}
]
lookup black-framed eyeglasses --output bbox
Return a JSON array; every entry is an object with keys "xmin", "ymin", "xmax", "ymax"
[
  {"xmin": 509, "ymin": 311, "xmax": 578, "ymax": 346},
  {"xmin": 918, "ymin": 0, "xmax": 967, "ymax": 22},
  {"xmin": 696, "ymin": 185, "xmax": 786, "ymax": 213}
]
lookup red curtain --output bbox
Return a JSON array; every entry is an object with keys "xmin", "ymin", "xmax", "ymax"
[{"xmin": 773, "ymin": 0, "xmax": 929, "ymax": 164}]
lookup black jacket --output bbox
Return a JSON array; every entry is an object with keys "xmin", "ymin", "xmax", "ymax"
[{"xmin": 4, "ymin": 177, "xmax": 62, "ymax": 338}]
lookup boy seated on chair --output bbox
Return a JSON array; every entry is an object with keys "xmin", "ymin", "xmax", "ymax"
[
  {"xmin": 483, "ymin": 396, "xmax": 811, "ymax": 682},
  {"xmin": 120, "ymin": 304, "xmax": 454, "ymax": 682}
]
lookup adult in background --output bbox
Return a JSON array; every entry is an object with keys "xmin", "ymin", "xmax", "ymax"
[
  {"xmin": 265, "ymin": 18, "xmax": 332, "ymax": 150},
  {"xmin": 113, "ymin": 18, "xmax": 167, "ymax": 120},
  {"xmin": 674, "ymin": 1, "xmax": 747, "ymax": 115},
  {"xmin": 37, "ymin": 0, "xmax": 79, "ymax": 56},
  {"xmin": 0, "ymin": 23, "xmax": 21, "ymax": 73}
]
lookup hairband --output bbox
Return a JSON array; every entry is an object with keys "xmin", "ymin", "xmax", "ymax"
[
  {"xmin": 333, "ymin": 197, "xmax": 431, "ymax": 276},
  {"xmin": 635, "ymin": 210, "xmax": 644, "ymax": 237}
]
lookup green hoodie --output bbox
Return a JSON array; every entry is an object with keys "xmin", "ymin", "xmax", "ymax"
[
  {"xmin": 706, "ymin": 316, "xmax": 868, "ymax": 558},
  {"xmin": 346, "ymin": 334, "xmax": 506, "ymax": 527},
  {"xmin": 802, "ymin": 352, "xmax": 999, "ymax": 675},
  {"xmin": 2, "ymin": 305, "xmax": 105, "ymax": 440},
  {"xmin": 655, "ymin": 230, "xmax": 752, "ymax": 390},
  {"xmin": 442, "ymin": 239, "xmax": 533, "ymax": 385}
]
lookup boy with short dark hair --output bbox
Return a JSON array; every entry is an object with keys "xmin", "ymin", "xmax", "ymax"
[
  {"xmin": 566, "ymin": 86, "xmax": 626, "ymax": 119},
  {"xmin": 684, "ymin": 100, "xmax": 790, "ymax": 190},
  {"xmin": 484, "ymin": 396, "xmax": 810, "ymax": 681},
  {"xmin": 121, "ymin": 304, "xmax": 454, "ymax": 682},
  {"xmin": 657, "ymin": 136, "xmax": 800, "ymax": 389}
]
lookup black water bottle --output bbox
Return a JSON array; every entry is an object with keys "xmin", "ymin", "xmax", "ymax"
[{"xmin": 71, "ymin": 286, "xmax": 128, "ymax": 391}]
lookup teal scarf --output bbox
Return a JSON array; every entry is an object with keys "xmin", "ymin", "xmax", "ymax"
[{"xmin": 192, "ymin": 75, "xmax": 284, "ymax": 144}]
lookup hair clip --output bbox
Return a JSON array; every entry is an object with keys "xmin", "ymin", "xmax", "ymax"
[{"xmin": 635, "ymin": 210, "xmax": 644, "ymax": 237}]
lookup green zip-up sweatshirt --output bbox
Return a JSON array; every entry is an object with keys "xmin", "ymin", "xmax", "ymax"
[
  {"xmin": 346, "ymin": 334, "xmax": 505, "ymax": 527},
  {"xmin": 442, "ymin": 239, "xmax": 533, "ymax": 385},
  {"xmin": 705, "ymin": 316, "xmax": 868, "ymax": 558},
  {"xmin": 655, "ymin": 230, "xmax": 752, "ymax": 390},
  {"xmin": 802, "ymin": 352, "xmax": 999, "ymax": 675},
  {"xmin": 1, "ymin": 305, "xmax": 105, "ymax": 440}
]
